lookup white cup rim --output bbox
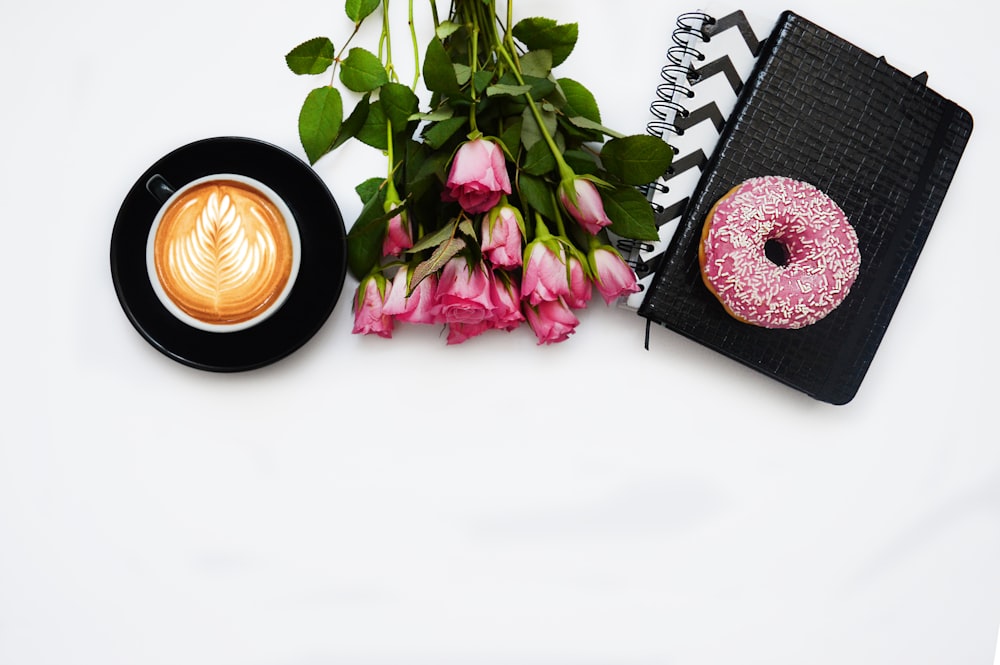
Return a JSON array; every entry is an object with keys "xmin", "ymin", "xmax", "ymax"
[{"xmin": 145, "ymin": 173, "xmax": 302, "ymax": 333}]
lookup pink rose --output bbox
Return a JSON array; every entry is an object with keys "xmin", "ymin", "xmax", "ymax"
[
  {"xmin": 488, "ymin": 271, "xmax": 525, "ymax": 331},
  {"xmin": 559, "ymin": 177, "xmax": 612, "ymax": 234},
  {"xmin": 381, "ymin": 210, "xmax": 412, "ymax": 257},
  {"xmin": 521, "ymin": 240, "xmax": 569, "ymax": 305},
  {"xmin": 443, "ymin": 138, "xmax": 512, "ymax": 214},
  {"xmin": 437, "ymin": 257, "xmax": 494, "ymax": 326},
  {"xmin": 383, "ymin": 266, "xmax": 440, "ymax": 324},
  {"xmin": 525, "ymin": 298, "xmax": 579, "ymax": 345},
  {"xmin": 446, "ymin": 321, "xmax": 491, "ymax": 345},
  {"xmin": 352, "ymin": 275, "xmax": 393, "ymax": 338},
  {"xmin": 481, "ymin": 205, "xmax": 523, "ymax": 268},
  {"xmin": 590, "ymin": 246, "xmax": 640, "ymax": 304},
  {"xmin": 564, "ymin": 256, "xmax": 592, "ymax": 309}
]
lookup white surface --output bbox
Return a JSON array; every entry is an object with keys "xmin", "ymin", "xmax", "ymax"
[{"xmin": 2, "ymin": 1, "xmax": 998, "ymax": 664}]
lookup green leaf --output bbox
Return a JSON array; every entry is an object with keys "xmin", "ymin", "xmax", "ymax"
[
  {"xmin": 346, "ymin": 184, "xmax": 390, "ymax": 280},
  {"xmin": 567, "ymin": 115, "xmax": 623, "ymax": 139},
  {"xmin": 458, "ymin": 218, "xmax": 477, "ymax": 239},
  {"xmin": 407, "ymin": 145, "xmax": 449, "ymax": 200},
  {"xmin": 345, "ymin": 0, "xmax": 380, "ymax": 22},
  {"xmin": 519, "ymin": 50, "xmax": 553, "ymax": 78},
  {"xmin": 423, "ymin": 38, "xmax": 460, "ymax": 94},
  {"xmin": 486, "ymin": 83, "xmax": 533, "ymax": 98},
  {"xmin": 517, "ymin": 173, "xmax": 557, "ymax": 220},
  {"xmin": 557, "ymin": 78, "xmax": 600, "ymax": 122},
  {"xmin": 520, "ymin": 104, "xmax": 557, "ymax": 150},
  {"xmin": 411, "ymin": 237, "xmax": 467, "ymax": 288},
  {"xmin": 435, "ymin": 20, "xmax": 462, "ymax": 40},
  {"xmin": 410, "ymin": 105, "xmax": 454, "ymax": 122},
  {"xmin": 423, "ymin": 116, "xmax": 466, "ymax": 149},
  {"xmin": 286, "ymin": 37, "xmax": 335, "ymax": 75},
  {"xmin": 379, "ymin": 82, "xmax": 419, "ymax": 129},
  {"xmin": 602, "ymin": 185, "xmax": 658, "ymax": 241},
  {"xmin": 288, "ymin": 41, "xmax": 333, "ymax": 77},
  {"xmin": 298, "ymin": 86, "xmax": 343, "ymax": 164},
  {"xmin": 498, "ymin": 118, "xmax": 523, "ymax": 156},
  {"xmin": 472, "ymin": 70, "xmax": 494, "ymax": 94},
  {"xmin": 512, "ymin": 17, "xmax": 578, "ymax": 67},
  {"xmin": 453, "ymin": 63, "xmax": 472, "ymax": 86},
  {"xmin": 355, "ymin": 100, "xmax": 388, "ymax": 150},
  {"xmin": 522, "ymin": 75, "xmax": 555, "ymax": 101},
  {"xmin": 355, "ymin": 177, "xmax": 384, "ymax": 204},
  {"xmin": 340, "ymin": 47, "xmax": 388, "ymax": 92},
  {"xmin": 600, "ymin": 135, "xmax": 674, "ymax": 185},
  {"xmin": 409, "ymin": 219, "xmax": 458, "ymax": 254},
  {"xmin": 521, "ymin": 140, "xmax": 556, "ymax": 176},
  {"xmin": 329, "ymin": 92, "xmax": 371, "ymax": 151},
  {"xmin": 564, "ymin": 149, "xmax": 600, "ymax": 176}
]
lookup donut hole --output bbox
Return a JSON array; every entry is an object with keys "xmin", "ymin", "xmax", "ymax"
[{"xmin": 764, "ymin": 238, "xmax": 789, "ymax": 267}]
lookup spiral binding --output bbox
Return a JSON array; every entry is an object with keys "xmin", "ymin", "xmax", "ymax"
[
  {"xmin": 637, "ymin": 12, "xmax": 713, "ymax": 205},
  {"xmin": 645, "ymin": 12, "xmax": 713, "ymax": 140}
]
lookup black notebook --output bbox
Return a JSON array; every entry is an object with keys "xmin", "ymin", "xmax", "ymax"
[{"xmin": 633, "ymin": 10, "xmax": 973, "ymax": 405}]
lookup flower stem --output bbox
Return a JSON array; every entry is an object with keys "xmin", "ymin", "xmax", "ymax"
[
  {"xmin": 381, "ymin": 0, "xmax": 398, "ymax": 82},
  {"xmin": 492, "ymin": 22, "xmax": 574, "ymax": 181},
  {"xmin": 549, "ymin": 192, "xmax": 569, "ymax": 238},
  {"xmin": 409, "ymin": 0, "xmax": 420, "ymax": 89},
  {"xmin": 330, "ymin": 23, "xmax": 363, "ymax": 86},
  {"xmin": 384, "ymin": 119, "xmax": 399, "ymax": 205},
  {"xmin": 468, "ymin": 7, "xmax": 480, "ymax": 134}
]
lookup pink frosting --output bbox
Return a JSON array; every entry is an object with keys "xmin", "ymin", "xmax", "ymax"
[{"xmin": 699, "ymin": 176, "xmax": 861, "ymax": 329}]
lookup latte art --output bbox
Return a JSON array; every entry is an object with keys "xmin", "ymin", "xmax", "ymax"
[{"xmin": 151, "ymin": 179, "xmax": 295, "ymax": 326}]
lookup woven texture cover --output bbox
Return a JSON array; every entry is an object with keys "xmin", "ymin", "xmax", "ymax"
[{"xmin": 638, "ymin": 11, "xmax": 973, "ymax": 404}]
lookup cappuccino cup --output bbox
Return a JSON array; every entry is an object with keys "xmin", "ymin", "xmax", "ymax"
[{"xmin": 145, "ymin": 174, "xmax": 301, "ymax": 332}]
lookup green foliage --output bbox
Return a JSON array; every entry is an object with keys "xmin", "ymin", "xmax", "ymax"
[
  {"xmin": 379, "ymin": 82, "xmax": 419, "ymax": 128},
  {"xmin": 329, "ymin": 93, "xmax": 371, "ymax": 152},
  {"xmin": 512, "ymin": 17, "xmax": 578, "ymax": 66},
  {"xmin": 355, "ymin": 100, "xmax": 388, "ymax": 150},
  {"xmin": 602, "ymin": 186, "xmax": 659, "ymax": 241},
  {"xmin": 346, "ymin": 180, "xmax": 390, "ymax": 279},
  {"xmin": 288, "ymin": 0, "xmax": 672, "ymax": 303},
  {"xmin": 423, "ymin": 38, "xmax": 460, "ymax": 94},
  {"xmin": 340, "ymin": 48, "xmax": 389, "ymax": 92},
  {"xmin": 298, "ymin": 87, "xmax": 343, "ymax": 164},
  {"xmin": 285, "ymin": 37, "xmax": 335, "ymax": 75},
  {"xmin": 423, "ymin": 116, "xmax": 466, "ymax": 149},
  {"xmin": 344, "ymin": 0, "xmax": 379, "ymax": 23},
  {"xmin": 600, "ymin": 135, "xmax": 674, "ymax": 185}
]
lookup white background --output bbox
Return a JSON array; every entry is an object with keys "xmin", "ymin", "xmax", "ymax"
[{"xmin": 3, "ymin": 0, "xmax": 998, "ymax": 663}]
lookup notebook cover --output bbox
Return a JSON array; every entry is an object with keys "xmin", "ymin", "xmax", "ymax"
[{"xmin": 637, "ymin": 10, "xmax": 973, "ymax": 405}]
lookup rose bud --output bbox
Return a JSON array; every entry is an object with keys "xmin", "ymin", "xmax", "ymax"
[
  {"xmin": 564, "ymin": 255, "xmax": 592, "ymax": 309},
  {"xmin": 442, "ymin": 138, "xmax": 512, "ymax": 214},
  {"xmin": 521, "ymin": 239, "xmax": 570, "ymax": 306},
  {"xmin": 525, "ymin": 298, "xmax": 579, "ymax": 345},
  {"xmin": 481, "ymin": 204, "xmax": 524, "ymax": 268},
  {"xmin": 382, "ymin": 265, "xmax": 440, "ymax": 325},
  {"xmin": 590, "ymin": 245, "xmax": 640, "ymax": 304},
  {"xmin": 352, "ymin": 274, "xmax": 393, "ymax": 338},
  {"xmin": 558, "ymin": 177, "xmax": 612, "ymax": 235},
  {"xmin": 381, "ymin": 209, "xmax": 413, "ymax": 258},
  {"xmin": 436, "ymin": 257, "xmax": 495, "ymax": 327}
]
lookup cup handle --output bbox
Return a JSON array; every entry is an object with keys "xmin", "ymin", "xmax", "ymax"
[{"xmin": 146, "ymin": 174, "xmax": 176, "ymax": 204}]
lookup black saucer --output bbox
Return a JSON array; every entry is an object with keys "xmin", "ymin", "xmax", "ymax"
[{"xmin": 110, "ymin": 137, "xmax": 347, "ymax": 371}]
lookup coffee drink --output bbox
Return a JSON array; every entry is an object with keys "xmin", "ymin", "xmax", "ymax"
[{"xmin": 147, "ymin": 176, "xmax": 299, "ymax": 331}]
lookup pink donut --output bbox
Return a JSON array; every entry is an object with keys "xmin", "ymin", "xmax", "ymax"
[{"xmin": 699, "ymin": 176, "xmax": 861, "ymax": 329}]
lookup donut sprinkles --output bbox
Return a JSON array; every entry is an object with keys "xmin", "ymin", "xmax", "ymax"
[{"xmin": 699, "ymin": 176, "xmax": 861, "ymax": 329}]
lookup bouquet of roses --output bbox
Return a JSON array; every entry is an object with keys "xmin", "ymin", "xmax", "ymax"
[{"xmin": 286, "ymin": 0, "xmax": 672, "ymax": 344}]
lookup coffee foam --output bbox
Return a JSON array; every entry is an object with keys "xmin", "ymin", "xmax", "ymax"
[{"xmin": 147, "ymin": 176, "xmax": 300, "ymax": 332}]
